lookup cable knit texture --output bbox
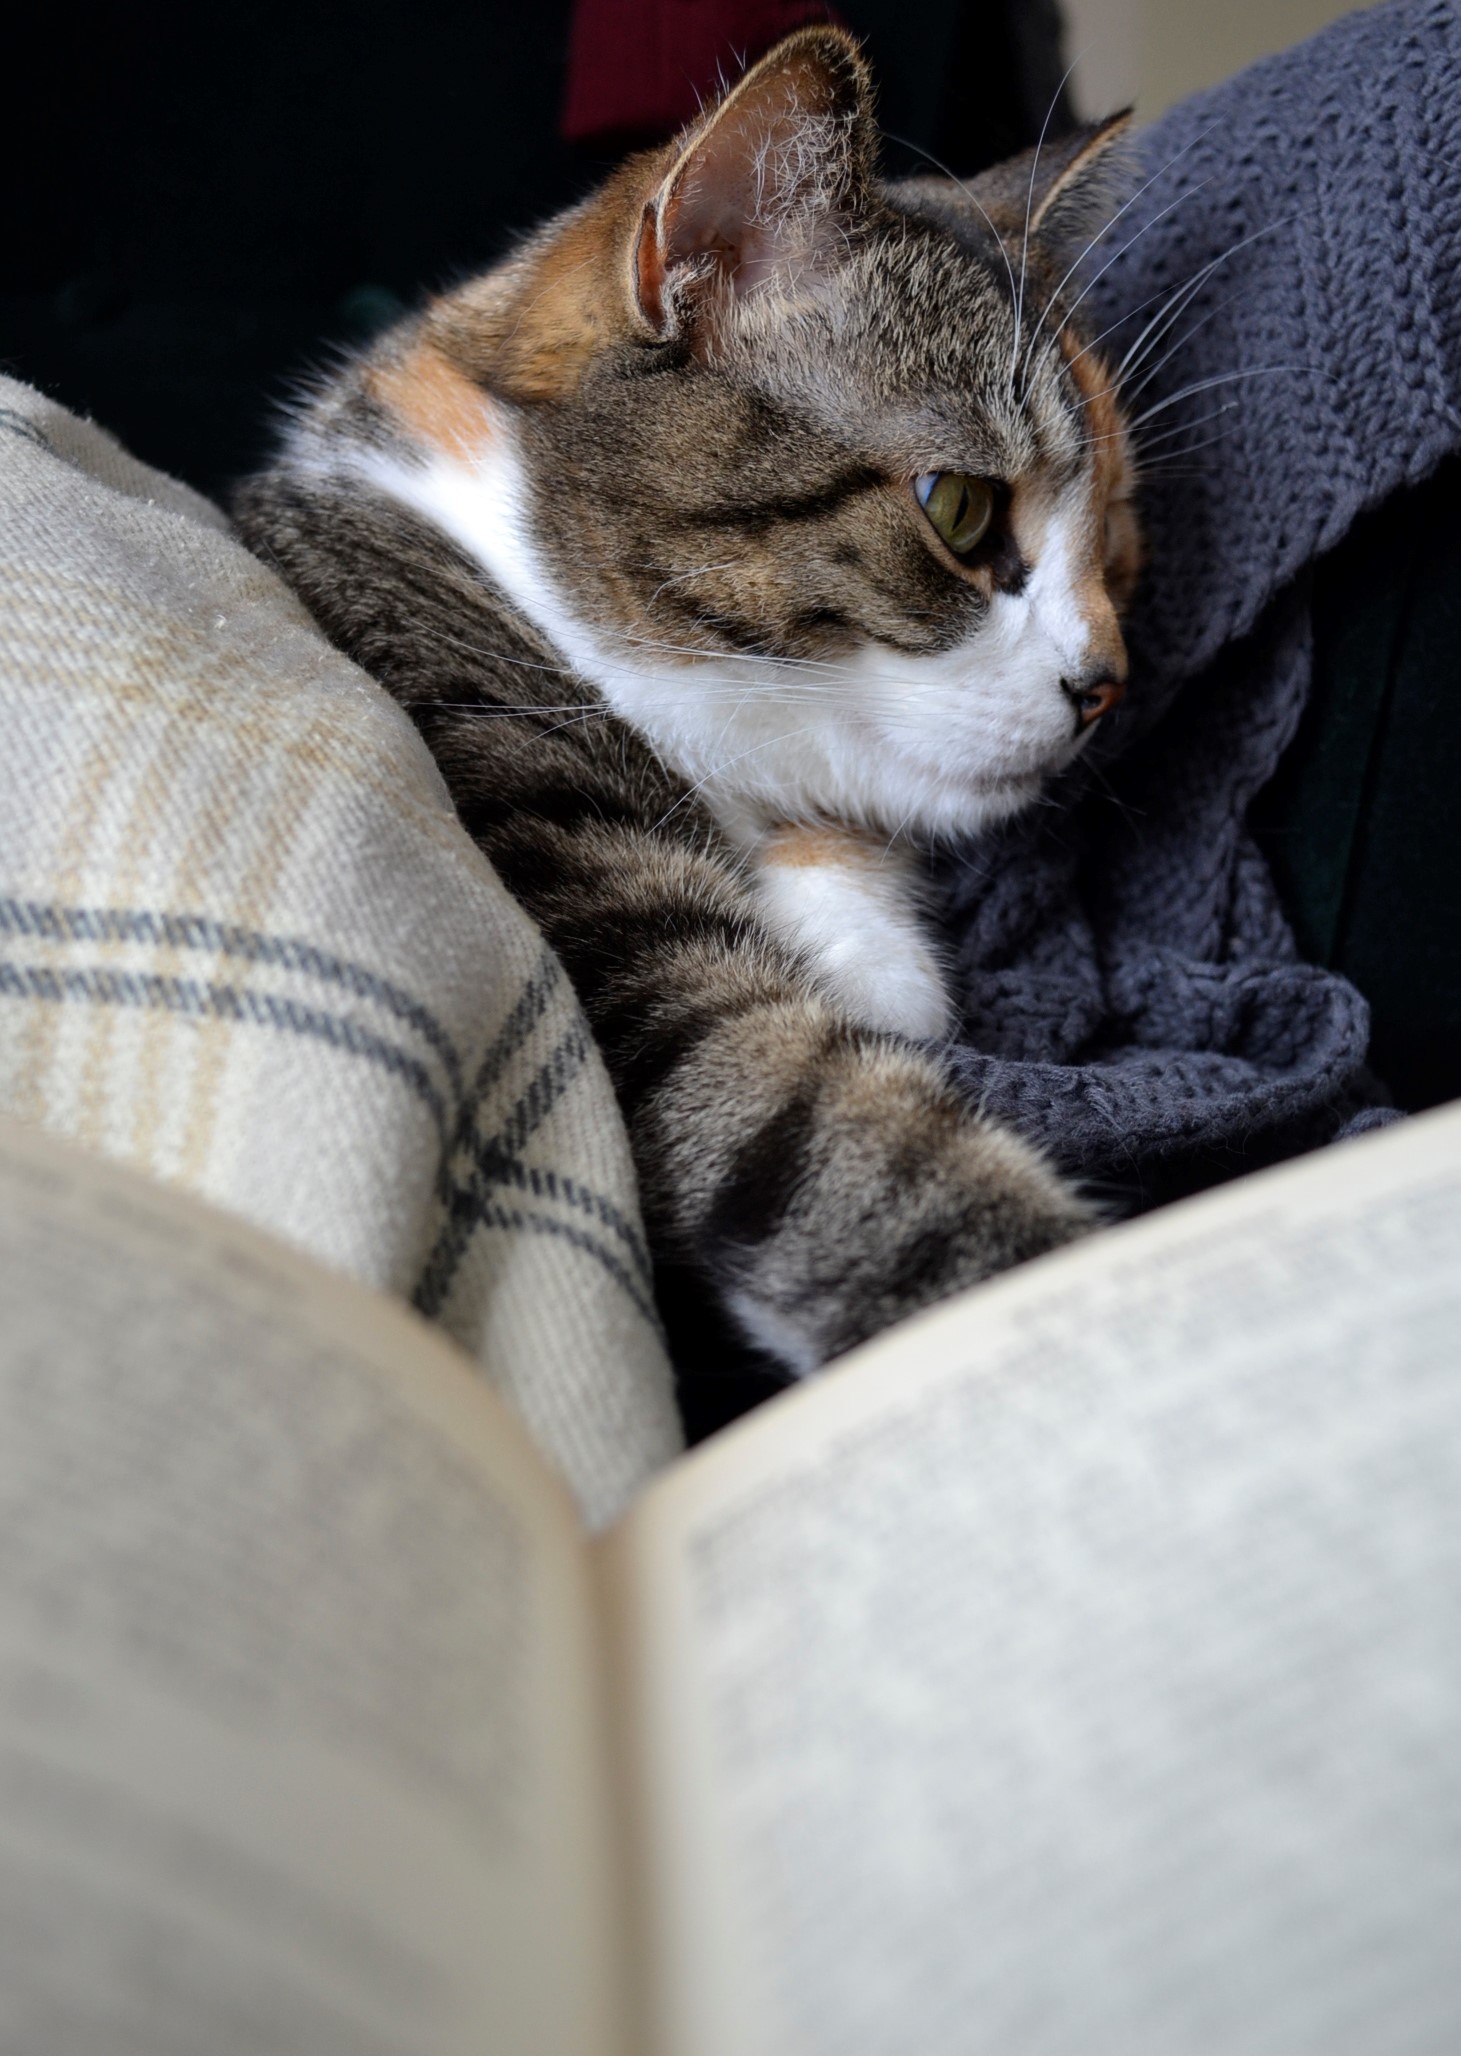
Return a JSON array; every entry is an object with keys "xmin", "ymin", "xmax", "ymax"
[{"xmin": 941, "ymin": 0, "xmax": 1460, "ymax": 1193}]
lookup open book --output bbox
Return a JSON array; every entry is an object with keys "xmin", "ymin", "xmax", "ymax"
[{"xmin": 1, "ymin": 1103, "xmax": 1458, "ymax": 2055}]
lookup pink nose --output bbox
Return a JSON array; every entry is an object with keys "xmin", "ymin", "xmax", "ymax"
[{"xmin": 1068, "ymin": 678, "xmax": 1127, "ymax": 728}]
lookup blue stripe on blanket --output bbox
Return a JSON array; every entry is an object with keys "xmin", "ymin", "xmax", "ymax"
[
  {"xmin": 484, "ymin": 1160, "xmax": 654, "ymax": 1285},
  {"xmin": 0, "ymin": 410, "xmax": 52, "ymax": 453},
  {"xmin": 416, "ymin": 944, "xmax": 656, "ymax": 1321},
  {"xmin": 0, "ymin": 911, "xmax": 659, "ymax": 1332},
  {"xmin": 0, "ymin": 957, "xmax": 452, "ymax": 1152},
  {"xmin": 0, "ymin": 896, "xmax": 466, "ymax": 1100},
  {"xmin": 466, "ymin": 1200, "xmax": 658, "ymax": 1328},
  {"xmin": 417, "ymin": 1050, "xmax": 659, "ymax": 1320}
]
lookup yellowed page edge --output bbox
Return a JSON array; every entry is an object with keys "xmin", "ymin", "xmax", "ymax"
[{"xmin": 0, "ymin": 1112, "xmax": 627, "ymax": 2056}]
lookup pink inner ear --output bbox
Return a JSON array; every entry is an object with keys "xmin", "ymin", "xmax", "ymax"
[
  {"xmin": 662, "ymin": 91, "xmax": 807, "ymax": 295},
  {"xmin": 654, "ymin": 36, "xmax": 862, "ymax": 313}
]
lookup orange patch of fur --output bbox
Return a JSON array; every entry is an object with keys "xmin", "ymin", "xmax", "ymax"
[
  {"xmin": 1061, "ymin": 333, "xmax": 1144, "ymax": 627},
  {"xmin": 369, "ymin": 344, "xmax": 497, "ymax": 460},
  {"xmin": 427, "ymin": 154, "xmax": 668, "ymax": 404},
  {"xmin": 761, "ymin": 823, "xmax": 881, "ymax": 868},
  {"xmin": 1063, "ymin": 338, "xmax": 1125, "ymax": 494}
]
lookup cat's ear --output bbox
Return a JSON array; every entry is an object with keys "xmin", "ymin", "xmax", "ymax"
[
  {"xmin": 963, "ymin": 110, "xmax": 1135, "ymax": 271},
  {"xmin": 633, "ymin": 27, "xmax": 876, "ymax": 340}
]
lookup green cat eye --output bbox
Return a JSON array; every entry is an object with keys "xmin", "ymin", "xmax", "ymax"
[{"xmin": 914, "ymin": 471, "xmax": 996, "ymax": 556}]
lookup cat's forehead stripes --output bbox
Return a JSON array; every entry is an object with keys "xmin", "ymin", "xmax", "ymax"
[{"xmin": 368, "ymin": 343, "xmax": 498, "ymax": 462}]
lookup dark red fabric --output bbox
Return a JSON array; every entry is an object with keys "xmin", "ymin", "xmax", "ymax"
[{"xmin": 561, "ymin": 0, "xmax": 842, "ymax": 145}]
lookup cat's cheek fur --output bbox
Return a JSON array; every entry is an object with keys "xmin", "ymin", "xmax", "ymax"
[
  {"xmin": 755, "ymin": 831, "xmax": 953, "ymax": 1041},
  {"xmin": 849, "ymin": 508, "xmax": 1108, "ymax": 794}
]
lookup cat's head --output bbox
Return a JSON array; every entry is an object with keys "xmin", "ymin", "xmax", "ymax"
[{"xmin": 356, "ymin": 28, "xmax": 1141, "ymax": 840}]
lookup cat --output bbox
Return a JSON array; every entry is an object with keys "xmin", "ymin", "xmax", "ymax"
[{"xmin": 235, "ymin": 27, "xmax": 1141, "ymax": 1375}]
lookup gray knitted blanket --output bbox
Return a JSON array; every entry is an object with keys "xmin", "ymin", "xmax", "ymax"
[{"xmin": 942, "ymin": 0, "xmax": 1460, "ymax": 1199}]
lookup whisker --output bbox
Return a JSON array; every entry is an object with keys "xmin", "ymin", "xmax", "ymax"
[
  {"xmin": 1123, "ymin": 363, "xmax": 1321, "ymax": 435},
  {"xmin": 1103, "ymin": 264, "xmax": 1221, "ymax": 389},
  {"xmin": 608, "ymin": 626, "xmax": 853, "ymax": 676},
  {"xmin": 1063, "ymin": 268, "xmax": 1215, "ymax": 376},
  {"xmin": 1130, "ymin": 422, "xmax": 1244, "ymax": 471},
  {"xmin": 877, "ymin": 800, "xmax": 924, "ymax": 864},
  {"xmin": 1020, "ymin": 123, "xmax": 1222, "ymax": 379},
  {"xmin": 1036, "ymin": 175, "xmax": 1219, "ymax": 367},
  {"xmin": 649, "ymin": 723, "xmax": 824, "ymax": 833},
  {"xmin": 1114, "ymin": 281, "xmax": 1253, "ymax": 406},
  {"xmin": 418, "ymin": 612, "xmax": 867, "ymax": 698},
  {"xmin": 645, "ymin": 560, "xmax": 742, "ymax": 603},
  {"xmin": 1077, "ymin": 751, "xmax": 1149, "ymax": 833},
  {"xmin": 430, "ymin": 700, "xmax": 607, "ymax": 714},
  {"xmin": 407, "ymin": 623, "xmax": 583, "ymax": 681},
  {"xmin": 1131, "ymin": 401, "xmax": 1244, "ymax": 455},
  {"xmin": 1066, "ymin": 274, "xmax": 1255, "ymax": 429},
  {"xmin": 1012, "ymin": 53, "xmax": 1086, "ymax": 393},
  {"xmin": 1069, "ymin": 362, "xmax": 1316, "ymax": 456},
  {"xmin": 1068, "ymin": 206, "xmax": 1310, "ymax": 386},
  {"xmin": 1119, "ymin": 217, "xmax": 1311, "ymax": 393},
  {"xmin": 1085, "ymin": 403, "xmax": 1238, "ymax": 459},
  {"xmin": 535, "ymin": 708, "xmax": 615, "ymax": 740}
]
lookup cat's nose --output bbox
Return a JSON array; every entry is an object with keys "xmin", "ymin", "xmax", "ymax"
[{"xmin": 1062, "ymin": 676, "xmax": 1127, "ymax": 730}]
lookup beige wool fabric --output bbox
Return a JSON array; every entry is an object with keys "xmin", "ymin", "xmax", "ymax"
[{"xmin": 0, "ymin": 376, "xmax": 682, "ymax": 1525}]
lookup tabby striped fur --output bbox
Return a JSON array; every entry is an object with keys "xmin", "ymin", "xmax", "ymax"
[{"xmin": 236, "ymin": 29, "xmax": 1137, "ymax": 1372}]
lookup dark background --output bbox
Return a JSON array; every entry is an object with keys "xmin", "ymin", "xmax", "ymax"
[{"xmin": 5, "ymin": 0, "xmax": 1071, "ymax": 498}]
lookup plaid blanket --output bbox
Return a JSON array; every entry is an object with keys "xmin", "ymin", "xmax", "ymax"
[{"xmin": 0, "ymin": 376, "xmax": 681, "ymax": 1526}]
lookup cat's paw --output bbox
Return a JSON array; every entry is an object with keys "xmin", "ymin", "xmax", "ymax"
[
  {"xmin": 669, "ymin": 1023, "xmax": 1093, "ymax": 1375},
  {"xmin": 729, "ymin": 1101, "xmax": 1090, "ymax": 1372}
]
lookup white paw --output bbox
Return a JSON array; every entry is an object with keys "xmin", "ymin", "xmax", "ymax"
[{"xmin": 754, "ymin": 839, "xmax": 955, "ymax": 1041}]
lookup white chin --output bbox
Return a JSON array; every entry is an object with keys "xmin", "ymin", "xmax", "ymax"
[
  {"xmin": 973, "ymin": 773, "xmax": 1043, "ymax": 815},
  {"xmin": 923, "ymin": 768, "xmax": 1046, "ymax": 838}
]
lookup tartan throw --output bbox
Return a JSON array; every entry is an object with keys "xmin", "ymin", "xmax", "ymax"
[{"xmin": 0, "ymin": 376, "xmax": 682, "ymax": 1527}]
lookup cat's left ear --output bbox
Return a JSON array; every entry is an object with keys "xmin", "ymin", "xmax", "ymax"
[
  {"xmin": 633, "ymin": 27, "xmax": 877, "ymax": 341},
  {"xmin": 968, "ymin": 110, "xmax": 1135, "ymax": 271}
]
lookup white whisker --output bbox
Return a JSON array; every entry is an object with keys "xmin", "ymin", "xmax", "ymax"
[
  {"xmin": 1067, "ymin": 207, "xmax": 1309, "ymax": 390},
  {"xmin": 1037, "ymin": 174, "xmax": 1218, "ymax": 367},
  {"xmin": 1123, "ymin": 363, "xmax": 1320, "ymax": 435},
  {"xmin": 1116, "ymin": 282, "xmax": 1252, "ymax": 406},
  {"xmin": 1020, "ymin": 123, "xmax": 1222, "ymax": 380},
  {"xmin": 1131, "ymin": 421, "xmax": 1244, "ymax": 471},
  {"xmin": 1012, "ymin": 53, "xmax": 1085, "ymax": 393},
  {"xmin": 649, "ymin": 723, "xmax": 823, "ymax": 833},
  {"xmin": 646, "ymin": 560, "xmax": 742, "ymax": 603}
]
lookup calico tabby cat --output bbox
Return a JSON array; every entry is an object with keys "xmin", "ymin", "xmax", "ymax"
[{"xmin": 236, "ymin": 28, "xmax": 1141, "ymax": 1373}]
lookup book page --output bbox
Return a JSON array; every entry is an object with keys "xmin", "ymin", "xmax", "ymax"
[
  {"xmin": 607, "ymin": 1104, "xmax": 1461, "ymax": 2056},
  {"xmin": 0, "ymin": 1115, "xmax": 625, "ymax": 2056}
]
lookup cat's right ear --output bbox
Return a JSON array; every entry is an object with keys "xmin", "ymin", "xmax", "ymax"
[{"xmin": 633, "ymin": 27, "xmax": 876, "ymax": 345}]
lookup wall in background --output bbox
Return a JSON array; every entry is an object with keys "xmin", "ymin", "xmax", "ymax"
[{"xmin": 1061, "ymin": 0, "xmax": 1367, "ymax": 119}]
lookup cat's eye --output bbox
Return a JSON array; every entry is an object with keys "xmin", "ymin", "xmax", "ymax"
[{"xmin": 914, "ymin": 472, "xmax": 996, "ymax": 557}]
